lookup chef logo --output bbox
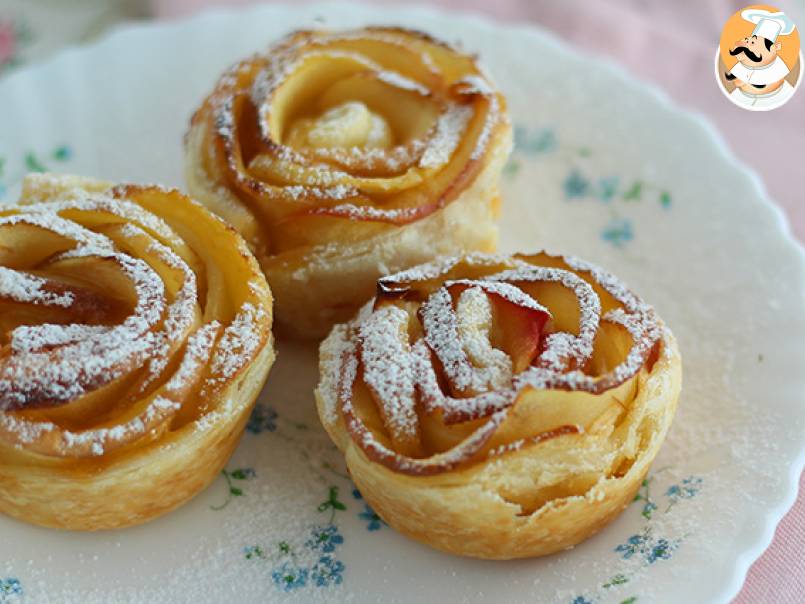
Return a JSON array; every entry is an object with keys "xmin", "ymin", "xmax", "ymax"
[{"xmin": 716, "ymin": 5, "xmax": 802, "ymax": 111}]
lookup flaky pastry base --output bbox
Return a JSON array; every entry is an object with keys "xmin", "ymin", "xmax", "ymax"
[
  {"xmin": 0, "ymin": 174, "xmax": 276, "ymax": 530},
  {"xmin": 0, "ymin": 343, "xmax": 273, "ymax": 530},
  {"xmin": 316, "ymin": 330, "xmax": 681, "ymax": 559}
]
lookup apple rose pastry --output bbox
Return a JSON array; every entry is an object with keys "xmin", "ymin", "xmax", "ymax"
[
  {"xmin": 0, "ymin": 174, "xmax": 275, "ymax": 530},
  {"xmin": 185, "ymin": 27, "xmax": 512, "ymax": 338},
  {"xmin": 316, "ymin": 252, "xmax": 681, "ymax": 559}
]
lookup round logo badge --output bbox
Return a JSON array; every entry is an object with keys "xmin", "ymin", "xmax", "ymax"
[{"xmin": 715, "ymin": 4, "xmax": 802, "ymax": 111}]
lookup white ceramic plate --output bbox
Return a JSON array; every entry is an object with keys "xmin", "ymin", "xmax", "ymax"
[{"xmin": 1, "ymin": 3, "xmax": 803, "ymax": 603}]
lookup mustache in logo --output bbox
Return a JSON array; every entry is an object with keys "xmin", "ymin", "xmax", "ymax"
[{"xmin": 729, "ymin": 45, "xmax": 763, "ymax": 63}]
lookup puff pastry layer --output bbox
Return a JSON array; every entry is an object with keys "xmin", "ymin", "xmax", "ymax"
[
  {"xmin": 316, "ymin": 252, "xmax": 681, "ymax": 558},
  {"xmin": 186, "ymin": 27, "xmax": 512, "ymax": 338},
  {"xmin": 0, "ymin": 174, "xmax": 275, "ymax": 530}
]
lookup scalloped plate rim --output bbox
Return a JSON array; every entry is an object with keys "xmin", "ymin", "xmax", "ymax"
[{"xmin": 0, "ymin": 3, "xmax": 803, "ymax": 603}]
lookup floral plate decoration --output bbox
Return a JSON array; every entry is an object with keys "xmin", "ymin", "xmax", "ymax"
[{"xmin": 0, "ymin": 3, "xmax": 803, "ymax": 603}]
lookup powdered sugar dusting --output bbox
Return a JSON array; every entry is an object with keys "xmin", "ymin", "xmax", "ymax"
[
  {"xmin": 0, "ymin": 175, "xmax": 271, "ymax": 461},
  {"xmin": 422, "ymin": 287, "xmax": 507, "ymax": 394},
  {"xmin": 44, "ymin": 323, "xmax": 222, "ymax": 458},
  {"xmin": 10, "ymin": 324, "xmax": 110, "ymax": 354},
  {"xmin": 197, "ymin": 25, "xmax": 507, "ymax": 223},
  {"xmin": 375, "ymin": 69, "xmax": 430, "ymax": 95},
  {"xmin": 0, "ymin": 212, "xmax": 111, "ymax": 250},
  {"xmin": 164, "ymin": 322, "xmax": 220, "ymax": 394},
  {"xmin": 319, "ymin": 251, "xmax": 663, "ymax": 475},
  {"xmin": 208, "ymin": 303, "xmax": 267, "ymax": 387},
  {"xmin": 0, "ymin": 267, "xmax": 75, "ymax": 307},
  {"xmin": 458, "ymin": 75, "xmax": 503, "ymax": 161},
  {"xmin": 419, "ymin": 104, "xmax": 472, "ymax": 168},
  {"xmin": 358, "ymin": 305, "xmax": 419, "ymax": 441},
  {"xmin": 57, "ymin": 395, "xmax": 181, "ymax": 458},
  {"xmin": 137, "ymin": 234, "xmax": 200, "ymax": 391},
  {"xmin": 0, "ymin": 247, "xmax": 165, "ymax": 410},
  {"xmin": 455, "ymin": 286, "xmax": 512, "ymax": 390},
  {"xmin": 378, "ymin": 252, "xmax": 520, "ymax": 291},
  {"xmin": 447, "ymin": 278, "xmax": 550, "ymax": 314},
  {"xmin": 315, "ymin": 203, "xmax": 423, "ymax": 222},
  {"xmin": 317, "ymin": 323, "xmax": 354, "ymax": 426}
]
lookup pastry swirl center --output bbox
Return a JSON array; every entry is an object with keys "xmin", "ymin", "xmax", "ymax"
[{"xmin": 286, "ymin": 101, "xmax": 394, "ymax": 150}]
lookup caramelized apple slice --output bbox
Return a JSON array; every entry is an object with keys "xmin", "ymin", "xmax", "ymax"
[
  {"xmin": 325, "ymin": 252, "xmax": 664, "ymax": 477},
  {"xmin": 484, "ymin": 377, "xmax": 636, "ymax": 454},
  {"xmin": 486, "ymin": 288, "xmax": 551, "ymax": 373},
  {"xmin": 0, "ymin": 323, "xmax": 220, "ymax": 457}
]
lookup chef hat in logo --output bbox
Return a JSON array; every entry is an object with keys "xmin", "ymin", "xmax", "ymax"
[
  {"xmin": 741, "ymin": 9, "xmax": 796, "ymax": 42},
  {"xmin": 717, "ymin": 5, "xmax": 802, "ymax": 110}
]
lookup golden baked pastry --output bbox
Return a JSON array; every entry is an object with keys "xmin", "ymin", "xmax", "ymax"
[
  {"xmin": 185, "ymin": 27, "xmax": 512, "ymax": 338},
  {"xmin": 0, "ymin": 174, "xmax": 275, "ymax": 530},
  {"xmin": 315, "ymin": 252, "xmax": 681, "ymax": 559}
]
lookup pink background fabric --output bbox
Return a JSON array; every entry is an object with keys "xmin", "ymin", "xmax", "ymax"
[{"xmin": 159, "ymin": 0, "xmax": 805, "ymax": 601}]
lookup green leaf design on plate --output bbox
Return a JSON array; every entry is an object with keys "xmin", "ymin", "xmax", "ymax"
[
  {"xmin": 245, "ymin": 545, "xmax": 265, "ymax": 560},
  {"xmin": 318, "ymin": 485, "xmax": 347, "ymax": 521},
  {"xmin": 210, "ymin": 467, "xmax": 255, "ymax": 510},
  {"xmin": 622, "ymin": 181, "xmax": 643, "ymax": 201},
  {"xmin": 603, "ymin": 574, "xmax": 629, "ymax": 588},
  {"xmin": 503, "ymin": 159, "xmax": 521, "ymax": 178},
  {"xmin": 24, "ymin": 152, "xmax": 47, "ymax": 173}
]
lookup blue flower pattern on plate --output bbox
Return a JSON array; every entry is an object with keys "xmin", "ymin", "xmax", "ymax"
[
  {"xmin": 596, "ymin": 176, "xmax": 620, "ymax": 202},
  {"xmin": 358, "ymin": 504, "xmax": 385, "ymax": 531},
  {"xmin": 245, "ymin": 487, "xmax": 350, "ymax": 592},
  {"xmin": 506, "ymin": 125, "xmax": 672, "ymax": 247},
  {"xmin": 272, "ymin": 562, "xmax": 308, "ymax": 592},
  {"xmin": 615, "ymin": 529, "xmax": 678, "ymax": 565},
  {"xmin": 306, "ymin": 524, "xmax": 344, "ymax": 553},
  {"xmin": 0, "ymin": 578, "xmax": 22, "ymax": 603},
  {"xmin": 352, "ymin": 488, "xmax": 386, "ymax": 531},
  {"xmin": 246, "ymin": 403, "xmax": 277, "ymax": 434},
  {"xmin": 563, "ymin": 169, "xmax": 590, "ymax": 199},
  {"xmin": 514, "ymin": 125, "xmax": 557, "ymax": 155},
  {"xmin": 665, "ymin": 476, "xmax": 702, "ymax": 511},
  {"xmin": 602, "ymin": 218, "xmax": 634, "ymax": 247},
  {"xmin": 311, "ymin": 555, "xmax": 345, "ymax": 587}
]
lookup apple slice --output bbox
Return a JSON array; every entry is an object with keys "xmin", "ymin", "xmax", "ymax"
[{"xmin": 490, "ymin": 292, "xmax": 550, "ymax": 373}]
